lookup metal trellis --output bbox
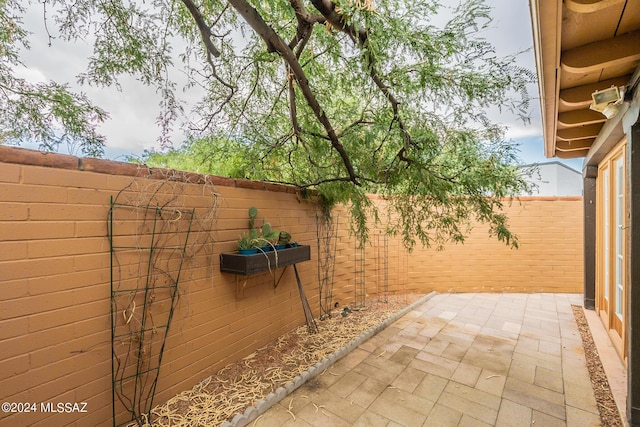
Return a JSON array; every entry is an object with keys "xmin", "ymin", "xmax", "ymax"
[{"xmin": 109, "ymin": 197, "xmax": 194, "ymax": 426}]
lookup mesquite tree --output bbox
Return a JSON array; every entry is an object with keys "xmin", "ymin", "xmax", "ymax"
[{"xmin": 2, "ymin": 0, "xmax": 534, "ymax": 248}]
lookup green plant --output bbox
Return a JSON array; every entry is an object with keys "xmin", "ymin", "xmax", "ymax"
[
  {"xmin": 261, "ymin": 222, "xmax": 280, "ymax": 242},
  {"xmin": 248, "ymin": 207, "xmax": 258, "ymax": 229},
  {"xmin": 277, "ymin": 231, "xmax": 291, "ymax": 245},
  {"xmin": 237, "ymin": 207, "xmax": 280, "ymax": 250},
  {"xmin": 237, "ymin": 233, "xmax": 260, "ymax": 250}
]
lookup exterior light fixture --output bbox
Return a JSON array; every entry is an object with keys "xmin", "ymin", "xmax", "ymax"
[{"xmin": 589, "ymin": 86, "xmax": 624, "ymax": 119}]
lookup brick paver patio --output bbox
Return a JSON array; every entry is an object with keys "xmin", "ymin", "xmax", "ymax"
[{"xmin": 254, "ymin": 293, "xmax": 602, "ymax": 426}]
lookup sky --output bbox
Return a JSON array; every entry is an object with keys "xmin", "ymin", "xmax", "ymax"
[{"xmin": 14, "ymin": 0, "xmax": 584, "ymax": 172}]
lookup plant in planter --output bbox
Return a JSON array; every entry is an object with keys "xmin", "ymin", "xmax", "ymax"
[
  {"xmin": 248, "ymin": 206, "xmax": 258, "ymax": 230},
  {"xmin": 275, "ymin": 231, "xmax": 291, "ymax": 250},
  {"xmin": 237, "ymin": 232, "xmax": 261, "ymax": 254},
  {"xmin": 260, "ymin": 223, "xmax": 280, "ymax": 245},
  {"xmin": 237, "ymin": 207, "xmax": 280, "ymax": 254}
]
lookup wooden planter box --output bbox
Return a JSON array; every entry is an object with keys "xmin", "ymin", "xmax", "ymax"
[{"xmin": 220, "ymin": 245, "xmax": 311, "ymax": 276}]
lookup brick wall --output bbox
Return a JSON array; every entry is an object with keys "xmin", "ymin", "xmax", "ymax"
[
  {"xmin": 0, "ymin": 146, "xmax": 583, "ymax": 426},
  {"xmin": 0, "ymin": 147, "xmax": 321, "ymax": 427},
  {"xmin": 405, "ymin": 197, "xmax": 584, "ymax": 293},
  {"xmin": 323, "ymin": 196, "xmax": 584, "ymax": 305}
]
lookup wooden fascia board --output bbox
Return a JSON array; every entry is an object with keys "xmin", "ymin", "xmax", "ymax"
[{"xmin": 530, "ymin": 0, "xmax": 562, "ymax": 158}]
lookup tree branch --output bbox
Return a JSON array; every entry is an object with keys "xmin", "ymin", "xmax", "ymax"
[
  {"xmin": 264, "ymin": 175, "xmax": 377, "ymax": 188},
  {"xmin": 287, "ymin": 66, "xmax": 300, "ymax": 138},
  {"xmin": 180, "ymin": 0, "xmax": 238, "ymax": 126},
  {"xmin": 308, "ymin": 0, "xmax": 415, "ymax": 159},
  {"xmin": 227, "ymin": 0, "xmax": 360, "ymax": 185},
  {"xmin": 337, "ymin": 117, "xmax": 375, "ymax": 138},
  {"xmin": 288, "ymin": 0, "xmax": 324, "ymax": 54},
  {"xmin": 179, "ymin": 0, "xmax": 221, "ymax": 57}
]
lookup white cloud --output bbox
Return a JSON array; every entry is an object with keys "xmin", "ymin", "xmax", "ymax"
[
  {"xmin": 505, "ymin": 123, "xmax": 543, "ymax": 140},
  {"xmin": 19, "ymin": 3, "xmax": 197, "ymax": 155},
  {"xmin": 13, "ymin": 65, "xmax": 48, "ymax": 83},
  {"xmin": 17, "ymin": 0, "xmax": 544, "ymax": 161}
]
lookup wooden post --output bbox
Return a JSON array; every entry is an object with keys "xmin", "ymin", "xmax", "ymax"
[
  {"xmin": 627, "ymin": 116, "xmax": 640, "ymax": 426},
  {"xmin": 583, "ymin": 165, "xmax": 597, "ymax": 310}
]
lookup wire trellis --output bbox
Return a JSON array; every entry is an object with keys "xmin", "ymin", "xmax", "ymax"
[
  {"xmin": 353, "ymin": 239, "xmax": 366, "ymax": 310},
  {"xmin": 108, "ymin": 171, "xmax": 218, "ymax": 427},
  {"xmin": 376, "ymin": 233, "xmax": 389, "ymax": 303},
  {"xmin": 316, "ymin": 213, "xmax": 338, "ymax": 319},
  {"xmin": 109, "ymin": 198, "xmax": 194, "ymax": 427}
]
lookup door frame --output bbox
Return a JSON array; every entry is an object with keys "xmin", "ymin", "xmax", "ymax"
[{"xmin": 596, "ymin": 138, "xmax": 627, "ymax": 359}]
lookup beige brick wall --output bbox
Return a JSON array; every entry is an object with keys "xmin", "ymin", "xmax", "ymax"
[
  {"xmin": 405, "ymin": 197, "xmax": 584, "ymax": 293},
  {"xmin": 0, "ymin": 147, "xmax": 320, "ymax": 427},
  {"xmin": 325, "ymin": 196, "xmax": 584, "ymax": 306},
  {"xmin": 0, "ymin": 146, "xmax": 583, "ymax": 426}
]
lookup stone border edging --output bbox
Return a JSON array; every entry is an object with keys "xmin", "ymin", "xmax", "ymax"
[{"xmin": 222, "ymin": 291, "xmax": 437, "ymax": 427}]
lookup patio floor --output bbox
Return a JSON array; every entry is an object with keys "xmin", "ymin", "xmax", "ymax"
[{"xmin": 253, "ymin": 293, "xmax": 620, "ymax": 426}]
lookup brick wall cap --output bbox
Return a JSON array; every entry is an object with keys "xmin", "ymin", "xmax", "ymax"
[
  {"xmin": 0, "ymin": 145, "xmax": 78, "ymax": 170},
  {"xmin": 515, "ymin": 196, "xmax": 583, "ymax": 201},
  {"xmin": 0, "ymin": 145, "xmax": 299, "ymax": 193},
  {"xmin": 367, "ymin": 193, "xmax": 583, "ymax": 202}
]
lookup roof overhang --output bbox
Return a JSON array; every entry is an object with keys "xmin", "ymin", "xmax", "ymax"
[{"xmin": 529, "ymin": 0, "xmax": 640, "ymax": 163}]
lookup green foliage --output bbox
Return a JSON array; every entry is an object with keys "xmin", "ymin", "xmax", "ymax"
[
  {"xmin": 0, "ymin": 0, "xmax": 107, "ymax": 156},
  {"xmin": 5, "ymin": 0, "xmax": 536, "ymax": 249},
  {"xmin": 383, "ymin": 133, "xmax": 528, "ymax": 250},
  {"xmin": 237, "ymin": 233, "xmax": 259, "ymax": 250},
  {"xmin": 248, "ymin": 206, "xmax": 258, "ymax": 229},
  {"xmin": 277, "ymin": 231, "xmax": 291, "ymax": 245},
  {"xmin": 238, "ymin": 207, "xmax": 280, "ymax": 249},
  {"xmin": 139, "ymin": 135, "xmax": 258, "ymax": 178},
  {"xmin": 261, "ymin": 223, "xmax": 280, "ymax": 241}
]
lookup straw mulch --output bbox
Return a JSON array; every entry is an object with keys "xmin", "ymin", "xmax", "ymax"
[{"xmin": 140, "ymin": 294, "xmax": 423, "ymax": 427}]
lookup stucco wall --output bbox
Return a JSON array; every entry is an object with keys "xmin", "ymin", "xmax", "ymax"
[
  {"xmin": 522, "ymin": 162, "xmax": 583, "ymax": 196},
  {"xmin": 0, "ymin": 146, "xmax": 583, "ymax": 426}
]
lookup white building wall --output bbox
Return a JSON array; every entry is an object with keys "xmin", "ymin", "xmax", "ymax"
[
  {"xmin": 555, "ymin": 163, "xmax": 583, "ymax": 196},
  {"xmin": 520, "ymin": 161, "xmax": 583, "ymax": 196}
]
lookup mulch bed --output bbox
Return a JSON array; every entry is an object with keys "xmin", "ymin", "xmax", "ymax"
[
  {"xmin": 572, "ymin": 305, "xmax": 623, "ymax": 426},
  {"xmin": 138, "ymin": 294, "xmax": 423, "ymax": 427}
]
